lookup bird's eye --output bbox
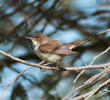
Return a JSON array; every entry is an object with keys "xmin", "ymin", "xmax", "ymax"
[
  {"xmin": 35, "ymin": 38, "xmax": 38, "ymax": 41},
  {"xmin": 37, "ymin": 38, "xmax": 40, "ymax": 41}
]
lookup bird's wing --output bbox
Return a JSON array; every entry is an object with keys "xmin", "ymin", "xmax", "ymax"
[
  {"xmin": 39, "ymin": 43, "xmax": 76, "ymax": 55},
  {"xmin": 39, "ymin": 38, "xmax": 90, "ymax": 55},
  {"xmin": 39, "ymin": 43, "xmax": 57, "ymax": 54}
]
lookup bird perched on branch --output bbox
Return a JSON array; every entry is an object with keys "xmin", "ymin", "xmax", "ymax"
[
  {"xmin": 26, "ymin": 28, "xmax": 110, "ymax": 66},
  {"xmin": 26, "ymin": 33, "xmax": 90, "ymax": 64}
]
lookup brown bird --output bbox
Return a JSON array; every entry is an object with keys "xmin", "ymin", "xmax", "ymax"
[{"xmin": 26, "ymin": 33, "xmax": 90, "ymax": 64}]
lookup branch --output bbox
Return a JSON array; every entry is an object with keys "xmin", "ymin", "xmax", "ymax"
[
  {"xmin": 0, "ymin": 50, "xmax": 110, "ymax": 71},
  {"xmin": 72, "ymin": 78, "xmax": 110, "ymax": 100},
  {"xmin": 73, "ymin": 46, "xmax": 110, "ymax": 83},
  {"xmin": 85, "ymin": 78, "xmax": 110, "ymax": 100},
  {"xmin": 63, "ymin": 65, "xmax": 110, "ymax": 100}
]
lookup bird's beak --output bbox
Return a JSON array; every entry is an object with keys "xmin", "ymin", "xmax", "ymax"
[{"xmin": 25, "ymin": 37, "xmax": 32, "ymax": 40}]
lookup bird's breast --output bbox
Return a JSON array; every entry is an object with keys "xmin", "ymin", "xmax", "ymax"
[{"xmin": 35, "ymin": 47, "xmax": 62, "ymax": 63}]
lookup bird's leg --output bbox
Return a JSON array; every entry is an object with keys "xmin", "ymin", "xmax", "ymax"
[
  {"xmin": 44, "ymin": 63, "xmax": 52, "ymax": 66},
  {"xmin": 40, "ymin": 62, "xmax": 56, "ymax": 71},
  {"xmin": 56, "ymin": 61, "xmax": 66, "ymax": 71},
  {"xmin": 39, "ymin": 61, "xmax": 53, "ymax": 66},
  {"xmin": 39, "ymin": 61, "xmax": 45, "ymax": 65},
  {"xmin": 39, "ymin": 61, "xmax": 48, "ymax": 71},
  {"xmin": 44, "ymin": 62, "xmax": 59, "ymax": 70}
]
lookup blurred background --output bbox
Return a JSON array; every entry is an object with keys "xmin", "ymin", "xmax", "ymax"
[{"xmin": 0, "ymin": 0, "xmax": 110, "ymax": 100}]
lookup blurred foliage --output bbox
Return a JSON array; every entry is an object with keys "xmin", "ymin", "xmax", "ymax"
[
  {"xmin": 0, "ymin": 0, "xmax": 110, "ymax": 100},
  {"xmin": 11, "ymin": 83, "xmax": 27, "ymax": 100}
]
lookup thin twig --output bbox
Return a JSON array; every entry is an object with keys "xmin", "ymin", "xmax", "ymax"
[
  {"xmin": 9, "ymin": 0, "xmax": 47, "ymax": 35},
  {"xmin": 97, "ymin": 28, "xmax": 110, "ymax": 35},
  {"xmin": 0, "ymin": 1, "xmax": 37, "ymax": 20},
  {"xmin": 85, "ymin": 78, "xmax": 110, "ymax": 100},
  {"xmin": 73, "ymin": 78, "xmax": 110, "ymax": 100},
  {"xmin": 90, "ymin": 46, "xmax": 110, "ymax": 65},
  {"xmin": 73, "ymin": 46, "xmax": 110, "ymax": 84},
  {"xmin": 0, "ymin": 61, "xmax": 43, "ymax": 100},
  {"xmin": 0, "ymin": 66, "xmax": 32, "ymax": 100}
]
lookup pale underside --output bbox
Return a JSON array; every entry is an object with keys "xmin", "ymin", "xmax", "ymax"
[{"xmin": 35, "ymin": 47, "xmax": 62, "ymax": 63}]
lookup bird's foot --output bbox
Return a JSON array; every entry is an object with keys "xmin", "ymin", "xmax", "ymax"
[
  {"xmin": 44, "ymin": 63, "xmax": 52, "ymax": 66},
  {"xmin": 40, "ymin": 66, "xmax": 47, "ymax": 72}
]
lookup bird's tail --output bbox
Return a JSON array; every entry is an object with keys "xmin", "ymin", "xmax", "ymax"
[{"xmin": 68, "ymin": 28, "xmax": 110, "ymax": 50}]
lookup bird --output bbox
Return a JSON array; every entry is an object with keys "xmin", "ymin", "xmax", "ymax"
[{"xmin": 26, "ymin": 33, "xmax": 90, "ymax": 65}]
